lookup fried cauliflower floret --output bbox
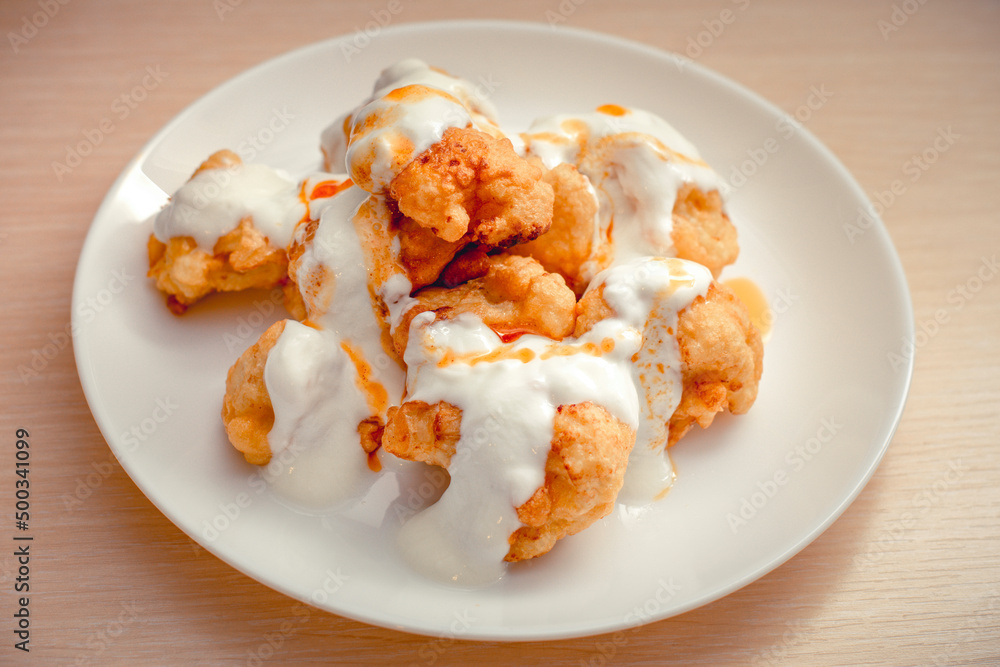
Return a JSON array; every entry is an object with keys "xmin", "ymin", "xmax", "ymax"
[
  {"xmin": 391, "ymin": 254, "xmax": 577, "ymax": 357},
  {"xmin": 147, "ymin": 150, "xmax": 289, "ymax": 315},
  {"xmin": 193, "ymin": 146, "xmax": 242, "ymax": 175},
  {"xmin": 282, "ymin": 179, "xmax": 357, "ymax": 321},
  {"xmin": 148, "ymin": 218, "xmax": 288, "ymax": 315},
  {"xmin": 381, "ymin": 400, "xmax": 461, "ymax": 469},
  {"xmin": 395, "ymin": 214, "xmax": 467, "ymax": 290},
  {"xmin": 512, "ymin": 173, "xmax": 737, "ymax": 294},
  {"xmin": 390, "ymin": 126, "xmax": 554, "ymax": 245},
  {"xmin": 668, "ymin": 282, "xmax": 763, "ymax": 445},
  {"xmin": 282, "ymin": 215, "xmax": 320, "ymax": 321},
  {"xmin": 506, "ymin": 401, "xmax": 633, "ymax": 561},
  {"xmin": 221, "ymin": 320, "xmax": 285, "ymax": 465},
  {"xmin": 222, "ymin": 318, "xmax": 390, "ymax": 468},
  {"xmin": 576, "ymin": 280, "xmax": 763, "ymax": 447},
  {"xmin": 508, "ymin": 163, "xmax": 603, "ymax": 296},
  {"xmin": 382, "ymin": 400, "xmax": 633, "ymax": 562},
  {"xmin": 671, "ymin": 183, "xmax": 738, "ymax": 279},
  {"xmin": 349, "ymin": 196, "xmax": 515, "ymax": 296}
]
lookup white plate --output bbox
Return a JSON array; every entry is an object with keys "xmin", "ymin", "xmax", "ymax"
[{"xmin": 72, "ymin": 20, "xmax": 914, "ymax": 641}]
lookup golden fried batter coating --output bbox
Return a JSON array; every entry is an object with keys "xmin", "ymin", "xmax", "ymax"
[
  {"xmin": 221, "ymin": 320, "xmax": 285, "ymax": 465},
  {"xmin": 147, "ymin": 150, "xmax": 289, "ymax": 314},
  {"xmin": 513, "ymin": 175, "xmax": 736, "ymax": 293},
  {"xmin": 382, "ymin": 400, "xmax": 633, "ymax": 562},
  {"xmin": 193, "ymin": 148, "xmax": 241, "ymax": 175},
  {"xmin": 508, "ymin": 163, "xmax": 605, "ymax": 296},
  {"xmin": 344, "ymin": 196, "xmax": 474, "ymax": 294},
  {"xmin": 668, "ymin": 282, "xmax": 763, "ymax": 445},
  {"xmin": 382, "ymin": 400, "xmax": 461, "ymax": 469},
  {"xmin": 391, "ymin": 254, "xmax": 577, "ymax": 357},
  {"xmin": 395, "ymin": 214, "xmax": 466, "ymax": 290},
  {"xmin": 282, "ymin": 214, "xmax": 320, "ymax": 321},
  {"xmin": 148, "ymin": 218, "xmax": 288, "ymax": 315},
  {"xmin": 572, "ymin": 283, "xmax": 614, "ymax": 338},
  {"xmin": 576, "ymin": 280, "xmax": 763, "ymax": 447},
  {"xmin": 506, "ymin": 401, "xmax": 633, "ymax": 562},
  {"xmin": 390, "ymin": 127, "xmax": 554, "ymax": 245},
  {"xmin": 671, "ymin": 184, "xmax": 738, "ymax": 279}
]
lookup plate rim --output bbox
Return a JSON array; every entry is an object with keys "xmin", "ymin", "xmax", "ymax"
[{"xmin": 72, "ymin": 18, "xmax": 915, "ymax": 641}]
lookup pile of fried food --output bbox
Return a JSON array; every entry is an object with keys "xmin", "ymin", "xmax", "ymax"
[{"xmin": 146, "ymin": 59, "xmax": 763, "ymax": 581}]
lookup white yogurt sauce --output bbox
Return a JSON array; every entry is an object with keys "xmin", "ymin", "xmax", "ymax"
[
  {"xmin": 203, "ymin": 75, "xmax": 733, "ymax": 580},
  {"xmin": 585, "ymin": 256, "xmax": 713, "ymax": 502},
  {"xmin": 379, "ymin": 273, "xmax": 417, "ymax": 334},
  {"xmin": 346, "ymin": 85, "xmax": 475, "ymax": 195},
  {"xmin": 292, "ymin": 186, "xmax": 370, "ymax": 324},
  {"xmin": 517, "ymin": 106, "xmax": 722, "ymax": 263},
  {"xmin": 289, "ymin": 184, "xmax": 406, "ymax": 422},
  {"xmin": 396, "ymin": 311, "xmax": 641, "ymax": 586},
  {"xmin": 261, "ymin": 320, "xmax": 375, "ymax": 508},
  {"xmin": 153, "ymin": 162, "xmax": 306, "ymax": 250},
  {"xmin": 265, "ymin": 184, "xmax": 418, "ymax": 509},
  {"xmin": 321, "ymin": 58, "xmax": 500, "ymax": 173},
  {"xmin": 370, "ymin": 58, "xmax": 499, "ymax": 122}
]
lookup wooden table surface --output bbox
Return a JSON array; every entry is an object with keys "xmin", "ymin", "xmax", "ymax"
[{"xmin": 2, "ymin": 0, "xmax": 998, "ymax": 664}]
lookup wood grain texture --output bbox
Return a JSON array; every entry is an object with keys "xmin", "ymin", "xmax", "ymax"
[{"xmin": 1, "ymin": 0, "xmax": 998, "ymax": 664}]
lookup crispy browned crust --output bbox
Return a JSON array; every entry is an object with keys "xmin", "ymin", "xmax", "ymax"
[
  {"xmin": 508, "ymin": 162, "xmax": 603, "ymax": 296},
  {"xmin": 382, "ymin": 399, "xmax": 634, "ymax": 562},
  {"xmin": 392, "ymin": 254, "xmax": 577, "ymax": 357},
  {"xmin": 668, "ymin": 282, "xmax": 763, "ymax": 445},
  {"xmin": 390, "ymin": 126, "xmax": 554, "ymax": 246},
  {"xmin": 395, "ymin": 213, "xmax": 466, "ymax": 290},
  {"xmin": 221, "ymin": 320, "xmax": 286, "ymax": 465},
  {"xmin": 575, "ymin": 281, "xmax": 762, "ymax": 447},
  {"xmin": 670, "ymin": 183, "xmax": 739, "ymax": 279},
  {"xmin": 506, "ymin": 402, "xmax": 634, "ymax": 562},
  {"xmin": 147, "ymin": 220, "xmax": 288, "ymax": 313},
  {"xmin": 147, "ymin": 150, "xmax": 288, "ymax": 313},
  {"xmin": 382, "ymin": 400, "xmax": 462, "ymax": 468}
]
